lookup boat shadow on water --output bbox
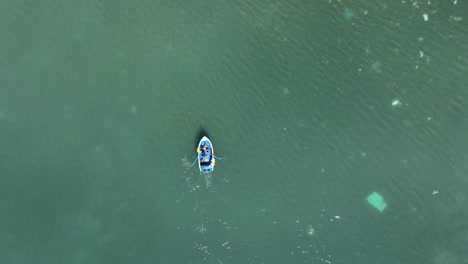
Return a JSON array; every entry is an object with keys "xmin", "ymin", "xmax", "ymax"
[{"xmin": 194, "ymin": 127, "xmax": 210, "ymax": 147}]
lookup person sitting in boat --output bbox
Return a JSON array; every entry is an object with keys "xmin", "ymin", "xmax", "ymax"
[
  {"xmin": 199, "ymin": 143, "xmax": 209, "ymax": 161},
  {"xmin": 202, "ymin": 145, "xmax": 211, "ymax": 162},
  {"xmin": 197, "ymin": 146, "xmax": 205, "ymax": 160}
]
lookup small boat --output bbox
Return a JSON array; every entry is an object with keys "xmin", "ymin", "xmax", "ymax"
[{"xmin": 197, "ymin": 136, "xmax": 215, "ymax": 172}]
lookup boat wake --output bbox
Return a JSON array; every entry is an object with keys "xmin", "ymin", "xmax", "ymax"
[
  {"xmin": 181, "ymin": 155, "xmax": 213, "ymax": 191},
  {"xmin": 181, "ymin": 155, "xmax": 193, "ymax": 168},
  {"xmin": 202, "ymin": 172, "xmax": 212, "ymax": 188}
]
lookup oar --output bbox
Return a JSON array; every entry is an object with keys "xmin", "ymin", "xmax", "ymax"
[
  {"xmin": 190, "ymin": 157, "xmax": 198, "ymax": 167},
  {"xmin": 190, "ymin": 147, "xmax": 202, "ymax": 167},
  {"xmin": 214, "ymin": 155, "xmax": 225, "ymax": 161}
]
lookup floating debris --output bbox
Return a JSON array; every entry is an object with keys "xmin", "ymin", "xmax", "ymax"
[
  {"xmin": 366, "ymin": 192, "xmax": 387, "ymax": 212},
  {"xmin": 423, "ymin": 14, "xmax": 429, "ymax": 21},
  {"xmin": 432, "ymin": 190, "xmax": 439, "ymax": 195},
  {"xmin": 392, "ymin": 99, "xmax": 402, "ymax": 106}
]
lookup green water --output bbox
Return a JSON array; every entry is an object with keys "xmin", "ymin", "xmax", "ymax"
[{"xmin": 1, "ymin": 1, "xmax": 467, "ymax": 263}]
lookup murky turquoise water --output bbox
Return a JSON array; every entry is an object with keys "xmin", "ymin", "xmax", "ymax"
[{"xmin": 1, "ymin": 1, "xmax": 467, "ymax": 263}]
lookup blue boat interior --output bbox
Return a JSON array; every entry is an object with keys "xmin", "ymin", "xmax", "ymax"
[{"xmin": 199, "ymin": 140, "xmax": 213, "ymax": 171}]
